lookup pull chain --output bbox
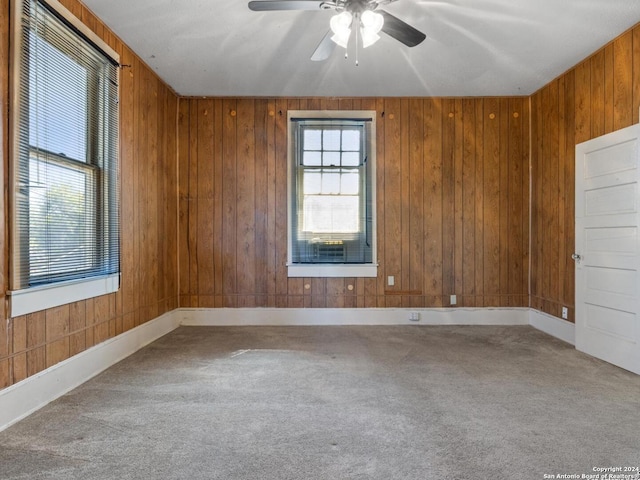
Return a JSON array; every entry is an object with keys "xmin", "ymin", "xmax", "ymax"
[{"xmin": 355, "ymin": 16, "xmax": 359, "ymax": 66}]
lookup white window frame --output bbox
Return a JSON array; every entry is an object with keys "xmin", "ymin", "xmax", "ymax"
[
  {"xmin": 8, "ymin": 0, "xmax": 120, "ymax": 317},
  {"xmin": 287, "ymin": 110, "xmax": 378, "ymax": 278}
]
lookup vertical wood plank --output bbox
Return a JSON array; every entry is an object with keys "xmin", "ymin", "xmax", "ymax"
[
  {"xmin": 474, "ymin": 99, "xmax": 485, "ymax": 306},
  {"xmin": 521, "ymin": 98, "xmax": 530, "ymax": 303},
  {"xmin": 441, "ymin": 100, "xmax": 456, "ymax": 300},
  {"xmin": 453, "ymin": 99, "xmax": 464, "ymax": 300},
  {"xmin": 197, "ymin": 100, "xmax": 215, "ymax": 302},
  {"xmin": 12, "ymin": 317, "xmax": 27, "ymax": 383},
  {"xmin": 408, "ymin": 98, "xmax": 424, "ymax": 294},
  {"xmin": 45, "ymin": 305, "xmax": 70, "ymax": 368},
  {"xmin": 508, "ymin": 98, "xmax": 524, "ymax": 299},
  {"xmin": 557, "ymin": 78, "xmax": 567, "ymax": 308},
  {"xmin": 547, "ymin": 81, "xmax": 560, "ymax": 313},
  {"xmin": 222, "ymin": 99, "xmax": 238, "ymax": 306},
  {"xmin": 400, "ymin": 98, "xmax": 411, "ymax": 295},
  {"xmin": 461, "ymin": 99, "xmax": 476, "ymax": 305},
  {"xmin": 166, "ymin": 93, "xmax": 179, "ymax": 311},
  {"xmin": 254, "ymin": 99, "xmax": 269, "ymax": 304},
  {"xmin": 69, "ymin": 301, "xmax": 86, "ymax": 357},
  {"xmin": 564, "ymin": 70, "xmax": 576, "ymax": 311},
  {"xmin": 483, "ymin": 98, "xmax": 500, "ymax": 303},
  {"xmin": 423, "ymin": 98, "xmax": 443, "ymax": 301},
  {"xmin": 178, "ymin": 99, "xmax": 191, "ymax": 304},
  {"xmin": 213, "ymin": 99, "xmax": 225, "ymax": 303},
  {"xmin": 236, "ymin": 99, "xmax": 256, "ymax": 305},
  {"xmin": 613, "ymin": 31, "xmax": 633, "ymax": 131},
  {"xmin": 499, "ymin": 99, "xmax": 510, "ymax": 306},
  {"xmin": 384, "ymin": 99, "xmax": 402, "ymax": 293},
  {"xmin": 26, "ymin": 312, "xmax": 45, "ymax": 378},
  {"xmin": 147, "ymin": 73, "xmax": 159, "ymax": 320},
  {"xmin": 274, "ymin": 100, "xmax": 288, "ymax": 303},
  {"xmin": 265, "ymin": 99, "xmax": 277, "ymax": 306},
  {"xmin": 633, "ymin": 26, "xmax": 640, "ymax": 125},
  {"xmin": 529, "ymin": 92, "xmax": 541, "ymax": 302},
  {"xmin": 591, "ymin": 51, "xmax": 605, "ymax": 138},
  {"xmin": 156, "ymin": 85, "xmax": 167, "ymax": 310},
  {"xmin": 604, "ymin": 43, "xmax": 615, "ymax": 134},
  {"xmin": 375, "ymin": 99, "xmax": 386, "ymax": 304}
]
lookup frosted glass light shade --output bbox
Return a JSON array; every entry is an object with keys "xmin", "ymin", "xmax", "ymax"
[
  {"xmin": 360, "ymin": 10, "xmax": 384, "ymax": 48},
  {"xmin": 330, "ymin": 11, "xmax": 352, "ymax": 48}
]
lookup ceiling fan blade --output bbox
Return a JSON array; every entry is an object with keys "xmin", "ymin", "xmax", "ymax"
[
  {"xmin": 378, "ymin": 10, "xmax": 426, "ymax": 47},
  {"xmin": 311, "ymin": 30, "xmax": 337, "ymax": 61},
  {"xmin": 249, "ymin": 0, "xmax": 327, "ymax": 11}
]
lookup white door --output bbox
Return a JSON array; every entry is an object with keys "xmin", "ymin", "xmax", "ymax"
[{"xmin": 575, "ymin": 123, "xmax": 640, "ymax": 375}]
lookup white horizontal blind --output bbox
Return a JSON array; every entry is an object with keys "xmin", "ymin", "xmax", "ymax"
[{"xmin": 14, "ymin": 0, "xmax": 119, "ymax": 289}]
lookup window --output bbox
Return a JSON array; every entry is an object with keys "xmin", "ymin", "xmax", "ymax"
[
  {"xmin": 288, "ymin": 111, "xmax": 377, "ymax": 277},
  {"xmin": 10, "ymin": 0, "xmax": 120, "ymax": 316}
]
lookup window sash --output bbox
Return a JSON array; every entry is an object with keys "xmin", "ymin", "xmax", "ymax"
[{"xmin": 27, "ymin": 148, "xmax": 100, "ymax": 284}]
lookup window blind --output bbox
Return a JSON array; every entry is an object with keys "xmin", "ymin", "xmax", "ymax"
[{"xmin": 13, "ymin": 0, "xmax": 119, "ymax": 289}]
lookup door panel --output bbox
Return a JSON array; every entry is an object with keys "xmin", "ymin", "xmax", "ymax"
[{"xmin": 575, "ymin": 124, "xmax": 640, "ymax": 375}]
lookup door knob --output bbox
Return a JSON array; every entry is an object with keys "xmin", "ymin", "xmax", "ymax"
[{"xmin": 571, "ymin": 253, "xmax": 581, "ymax": 261}]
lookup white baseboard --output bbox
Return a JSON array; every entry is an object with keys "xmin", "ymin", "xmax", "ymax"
[
  {"xmin": 529, "ymin": 309, "xmax": 575, "ymax": 345},
  {"xmin": 0, "ymin": 310, "xmax": 180, "ymax": 433},
  {"xmin": 178, "ymin": 307, "xmax": 531, "ymax": 327}
]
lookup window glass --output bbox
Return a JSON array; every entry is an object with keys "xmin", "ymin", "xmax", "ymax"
[
  {"xmin": 28, "ymin": 157, "xmax": 95, "ymax": 278},
  {"xmin": 28, "ymin": 35, "xmax": 88, "ymax": 163},
  {"xmin": 322, "ymin": 130, "xmax": 341, "ymax": 151},
  {"xmin": 303, "ymin": 195, "xmax": 360, "ymax": 233}
]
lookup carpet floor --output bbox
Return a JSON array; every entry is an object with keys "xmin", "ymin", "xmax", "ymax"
[{"xmin": 1, "ymin": 325, "xmax": 639, "ymax": 480}]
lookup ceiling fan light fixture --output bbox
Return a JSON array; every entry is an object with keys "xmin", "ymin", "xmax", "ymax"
[
  {"xmin": 330, "ymin": 11, "xmax": 352, "ymax": 48},
  {"xmin": 360, "ymin": 29, "xmax": 380, "ymax": 48},
  {"xmin": 360, "ymin": 10, "xmax": 384, "ymax": 32},
  {"xmin": 360, "ymin": 10, "xmax": 383, "ymax": 48}
]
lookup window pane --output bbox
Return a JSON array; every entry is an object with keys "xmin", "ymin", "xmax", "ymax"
[
  {"xmin": 321, "ymin": 171, "xmax": 341, "ymax": 194},
  {"xmin": 342, "ymin": 152, "xmax": 360, "ymax": 166},
  {"xmin": 323, "ymin": 151, "xmax": 340, "ymax": 166},
  {"xmin": 323, "ymin": 129, "xmax": 341, "ymax": 151},
  {"xmin": 28, "ymin": 158, "xmax": 95, "ymax": 279},
  {"xmin": 29, "ymin": 34, "xmax": 88, "ymax": 163},
  {"xmin": 341, "ymin": 171, "xmax": 360, "ymax": 194},
  {"xmin": 303, "ymin": 129, "xmax": 322, "ymax": 150},
  {"xmin": 302, "ymin": 151, "xmax": 321, "ymax": 166},
  {"xmin": 342, "ymin": 129, "xmax": 360, "ymax": 151},
  {"xmin": 303, "ymin": 195, "xmax": 359, "ymax": 233},
  {"xmin": 303, "ymin": 171, "xmax": 321, "ymax": 194}
]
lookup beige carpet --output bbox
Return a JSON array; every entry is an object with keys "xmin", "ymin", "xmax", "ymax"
[{"xmin": 1, "ymin": 325, "xmax": 639, "ymax": 479}]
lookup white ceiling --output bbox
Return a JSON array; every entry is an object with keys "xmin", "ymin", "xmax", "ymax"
[{"xmin": 82, "ymin": 0, "xmax": 640, "ymax": 97}]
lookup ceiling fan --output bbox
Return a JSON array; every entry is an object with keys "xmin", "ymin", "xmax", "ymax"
[{"xmin": 248, "ymin": 0, "xmax": 426, "ymax": 62}]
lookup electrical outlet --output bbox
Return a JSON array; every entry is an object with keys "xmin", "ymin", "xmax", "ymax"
[
  {"xmin": 562, "ymin": 307, "xmax": 568, "ymax": 320},
  {"xmin": 388, "ymin": 276, "xmax": 395, "ymax": 286},
  {"xmin": 409, "ymin": 312, "xmax": 420, "ymax": 322},
  {"xmin": 450, "ymin": 294, "xmax": 457, "ymax": 305}
]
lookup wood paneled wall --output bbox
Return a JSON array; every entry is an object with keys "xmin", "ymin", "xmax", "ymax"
[
  {"xmin": 1, "ymin": 0, "xmax": 632, "ymax": 394},
  {"xmin": 530, "ymin": 25, "xmax": 640, "ymax": 322},
  {"xmin": 178, "ymin": 97, "xmax": 530, "ymax": 309},
  {"xmin": 0, "ymin": 0, "xmax": 179, "ymax": 389}
]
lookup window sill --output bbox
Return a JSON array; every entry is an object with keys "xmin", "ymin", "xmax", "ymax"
[
  {"xmin": 287, "ymin": 264, "xmax": 378, "ymax": 278},
  {"xmin": 9, "ymin": 274, "xmax": 120, "ymax": 317}
]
